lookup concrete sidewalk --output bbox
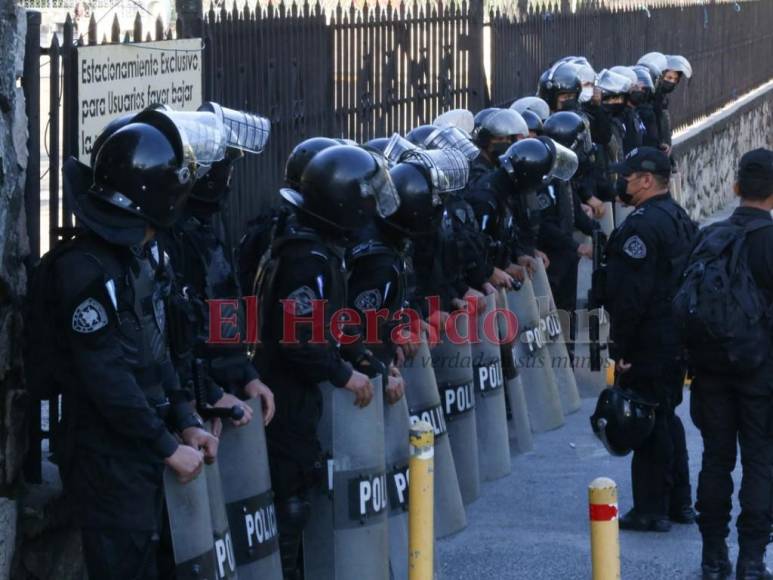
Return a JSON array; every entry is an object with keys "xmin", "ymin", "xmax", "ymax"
[{"xmin": 436, "ymin": 390, "xmax": 761, "ymax": 579}]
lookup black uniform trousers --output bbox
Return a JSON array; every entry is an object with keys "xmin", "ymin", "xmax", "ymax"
[
  {"xmin": 690, "ymin": 357, "xmax": 773, "ymax": 559},
  {"xmin": 621, "ymin": 364, "xmax": 690, "ymax": 518}
]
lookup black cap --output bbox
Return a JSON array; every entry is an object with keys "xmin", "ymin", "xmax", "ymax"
[
  {"xmin": 738, "ymin": 148, "xmax": 773, "ymax": 181},
  {"xmin": 610, "ymin": 146, "xmax": 671, "ymax": 177}
]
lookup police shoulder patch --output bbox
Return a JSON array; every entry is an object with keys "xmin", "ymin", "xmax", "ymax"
[
  {"xmin": 537, "ymin": 192, "xmax": 552, "ymax": 210},
  {"xmin": 622, "ymin": 235, "xmax": 647, "ymax": 259},
  {"xmin": 354, "ymin": 288, "xmax": 383, "ymax": 311},
  {"xmin": 72, "ymin": 297, "xmax": 109, "ymax": 333},
  {"xmin": 287, "ymin": 285, "xmax": 317, "ymax": 315}
]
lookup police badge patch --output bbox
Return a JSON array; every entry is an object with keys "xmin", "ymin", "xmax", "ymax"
[
  {"xmin": 72, "ymin": 298, "xmax": 109, "ymax": 333},
  {"xmin": 287, "ymin": 285, "xmax": 317, "ymax": 315},
  {"xmin": 354, "ymin": 289, "xmax": 383, "ymax": 311},
  {"xmin": 537, "ymin": 192, "xmax": 552, "ymax": 210},
  {"xmin": 622, "ymin": 235, "xmax": 647, "ymax": 259}
]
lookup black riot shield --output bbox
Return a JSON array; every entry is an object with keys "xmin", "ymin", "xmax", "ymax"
[
  {"xmin": 496, "ymin": 289, "xmax": 533, "ymax": 455},
  {"xmin": 218, "ymin": 399, "xmax": 283, "ymax": 580},
  {"xmin": 303, "ymin": 376, "xmax": 389, "ymax": 580},
  {"xmin": 470, "ymin": 293, "xmax": 511, "ymax": 481},
  {"xmin": 164, "ymin": 468, "xmax": 218, "ymax": 579},
  {"xmin": 427, "ymin": 314, "xmax": 481, "ymax": 506},
  {"xmin": 384, "ymin": 395, "xmax": 410, "ymax": 580},
  {"xmin": 531, "ymin": 260, "xmax": 581, "ymax": 415},
  {"xmin": 205, "ymin": 460, "xmax": 237, "ymax": 580},
  {"xmin": 402, "ymin": 337, "xmax": 467, "ymax": 537},
  {"xmin": 506, "ymin": 280, "xmax": 565, "ymax": 433}
]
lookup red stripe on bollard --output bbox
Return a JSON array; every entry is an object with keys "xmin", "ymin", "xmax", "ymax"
[{"xmin": 589, "ymin": 503, "xmax": 618, "ymax": 522}]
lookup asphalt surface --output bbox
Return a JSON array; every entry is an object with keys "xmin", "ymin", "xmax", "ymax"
[{"xmin": 436, "ymin": 389, "xmax": 765, "ymax": 580}]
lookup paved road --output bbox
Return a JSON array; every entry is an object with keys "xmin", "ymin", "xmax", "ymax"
[{"xmin": 436, "ymin": 390, "xmax": 766, "ymax": 580}]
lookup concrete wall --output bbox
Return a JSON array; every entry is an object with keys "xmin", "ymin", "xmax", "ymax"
[
  {"xmin": 0, "ymin": 0, "xmax": 28, "ymax": 578},
  {"xmin": 672, "ymin": 80, "xmax": 773, "ymax": 221}
]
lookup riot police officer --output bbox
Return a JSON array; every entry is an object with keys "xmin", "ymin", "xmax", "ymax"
[
  {"xmin": 631, "ymin": 64, "xmax": 662, "ymax": 148},
  {"xmin": 595, "ymin": 68, "xmax": 636, "ymax": 204},
  {"xmin": 648, "ymin": 53, "xmax": 693, "ymax": 154},
  {"xmin": 469, "ymin": 108, "xmax": 529, "ymax": 188},
  {"xmin": 348, "ymin": 147, "xmax": 470, "ymax": 366},
  {"xmin": 539, "ymin": 112, "xmax": 600, "ymax": 317},
  {"xmin": 409, "ymin": 125, "xmax": 504, "ymax": 316},
  {"xmin": 466, "ymin": 136, "xmax": 578, "ymax": 279},
  {"xmin": 602, "ymin": 147, "xmax": 697, "ymax": 533},
  {"xmin": 253, "ymin": 145, "xmax": 398, "ymax": 579},
  {"xmin": 159, "ymin": 103, "xmax": 276, "ymax": 430},
  {"xmin": 56, "ymin": 114, "xmax": 218, "ymax": 579},
  {"xmin": 540, "ymin": 59, "xmax": 610, "ymax": 219}
]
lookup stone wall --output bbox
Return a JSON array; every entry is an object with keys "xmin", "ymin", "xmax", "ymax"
[
  {"xmin": 0, "ymin": 0, "xmax": 28, "ymax": 579},
  {"xmin": 672, "ymin": 80, "xmax": 773, "ymax": 221}
]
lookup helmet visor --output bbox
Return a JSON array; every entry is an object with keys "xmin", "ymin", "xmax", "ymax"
[
  {"xmin": 510, "ymin": 97, "xmax": 551, "ymax": 123},
  {"xmin": 199, "ymin": 101, "xmax": 271, "ymax": 154},
  {"xmin": 361, "ymin": 155, "xmax": 401, "ymax": 218},
  {"xmin": 383, "ymin": 133, "xmax": 419, "ymax": 165},
  {"xmin": 637, "ymin": 52, "xmax": 668, "ymax": 75},
  {"xmin": 665, "ymin": 55, "xmax": 693, "ymax": 79},
  {"xmin": 153, "ymin": 109, "xmax": 228, "ymax": 176},
  {"xmin": 402, "ymin": 148, "xmax": 470, "ymax": 194},
  {"xmin": 596, "ymin": 69, "xmax": 634, "ymax": 95},
  {"xmin": 544, "ymin": 137, "xmax": 579, "ymax": 182},
  {"xmin": 433, "ymin": 109, "xmax": 475, "ymax": 135},
  {"xmin": 424, "ymin": 126, "xmax": 480, "ymax": 161}
]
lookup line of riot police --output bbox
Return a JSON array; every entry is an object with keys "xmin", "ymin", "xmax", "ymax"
[{"xmin": 30, "ymin": 47, "xmax": 695, "ymax": 580}]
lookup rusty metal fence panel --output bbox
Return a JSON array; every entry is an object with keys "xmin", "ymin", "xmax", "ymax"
[{"xmin": 490, "ymin": 0, "xmax": 773, "ymax": 132}]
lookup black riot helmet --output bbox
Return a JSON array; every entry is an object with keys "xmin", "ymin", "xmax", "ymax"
[
  {"xmin": 472, "ymin": 107, "xmax": 499, "ymax": 139},
  {"xmin": 284, "ymin": 137, "xmax": 340, "ymax": 189},
  {"xmin": 538, "ymin": 62, "xmax": 582, "ymax": 111},
  {"xmin": 405, "ymin": 124, "xmax": 438, "ymax": 147},
  {"xmin": 632, "ymin": 65, "xmax": 656, "ymax": 98},
  {"xmin": 363, "ymin": 137, "xmax": 391, "ymax": 156},
  {"xmin": 385, "ymin": 162, "xmax": 443, "ymax": 238},
  {"xmin": 542, "ymin": 111, "xmax": 589, "ymax": 154},
  {"xmin": 385, "ymin": 148, "xmax": 469, "ymax": 237},
  {"xmin": 473, "ymin": 108, "xmax": 529, "ymax": 148},
  {"xmin": 89, "ymin": 112, "xmax": 135, "ymax": 167},
  {"xmin": 282, "ymin": 145, "xmax": 400, "ymax": 233},
  {"xmin": 90, "ymin": 118, "xmax": 195, "ymax": 229},
  {"xmin": 521, "ymin": 110, "xmax": 544, "ymax": 136},
  {"xmin": 590, "ymin": 387, "xmax": 658, "ymax": 456},
  {"xmin": 188, "ymin": 147, "xmax": 245, "ymax": 213},
  {"xmin": 499, "ymin": 136, "xmax": 578, "ymax": 191}
]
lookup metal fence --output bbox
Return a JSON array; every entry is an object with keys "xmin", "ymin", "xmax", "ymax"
[
  {"xmin": 200, "ymin": 0, "xmax": 485, "ymax": 239},
  {"xmin": 489, "ymin": 0, "xmax": 773, "ymax": 130}
]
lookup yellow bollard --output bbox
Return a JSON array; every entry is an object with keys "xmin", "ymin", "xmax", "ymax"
[
  {"xmin": 589, "ymin": 477, "xmax": 621, "ymax": 580},
  {"xmin": 408, "ymin": 420, "xmax": 435, "ymax": 580}
]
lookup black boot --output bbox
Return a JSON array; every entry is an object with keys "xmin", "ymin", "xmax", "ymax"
[
  {"xmin": 277, "ymin": 495, "xmax": 311, "ymax": 580},
  {"xmin": 701, "ymin": 538, "xmax": 732, "ymax": 580},
  {"xmin": 670, "ymin": 504, "xmax": 697, "ymax": 524},
  {"xmin": 736, "ymin": 559, "xmax": 773, "ymax": 580},
  {"xmin": 619, "ymin": 508, "xmax": 671, "ymax": 533}
]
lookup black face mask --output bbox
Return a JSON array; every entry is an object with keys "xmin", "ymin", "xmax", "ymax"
[
  {"xmin": 491, "ymin": 141, "xmax": 511, "ymax": 159},
  {"xmin": 659, "ymin": 80, "xmax": 677, "ymax": 94},
  {"xmin": 602, "ymin": 102, "xmax": 626, "ymax": 116},
  {"xmin": 629, "ymin": 91, "xmax": 647, "ymax": 106},
  {"xmin": 558, "ymin": 98, "xmax": 579, "ymax": 111},
  {"xmin": 615, "ymin": 177, "xmax": 633, "ymax": 205}
]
